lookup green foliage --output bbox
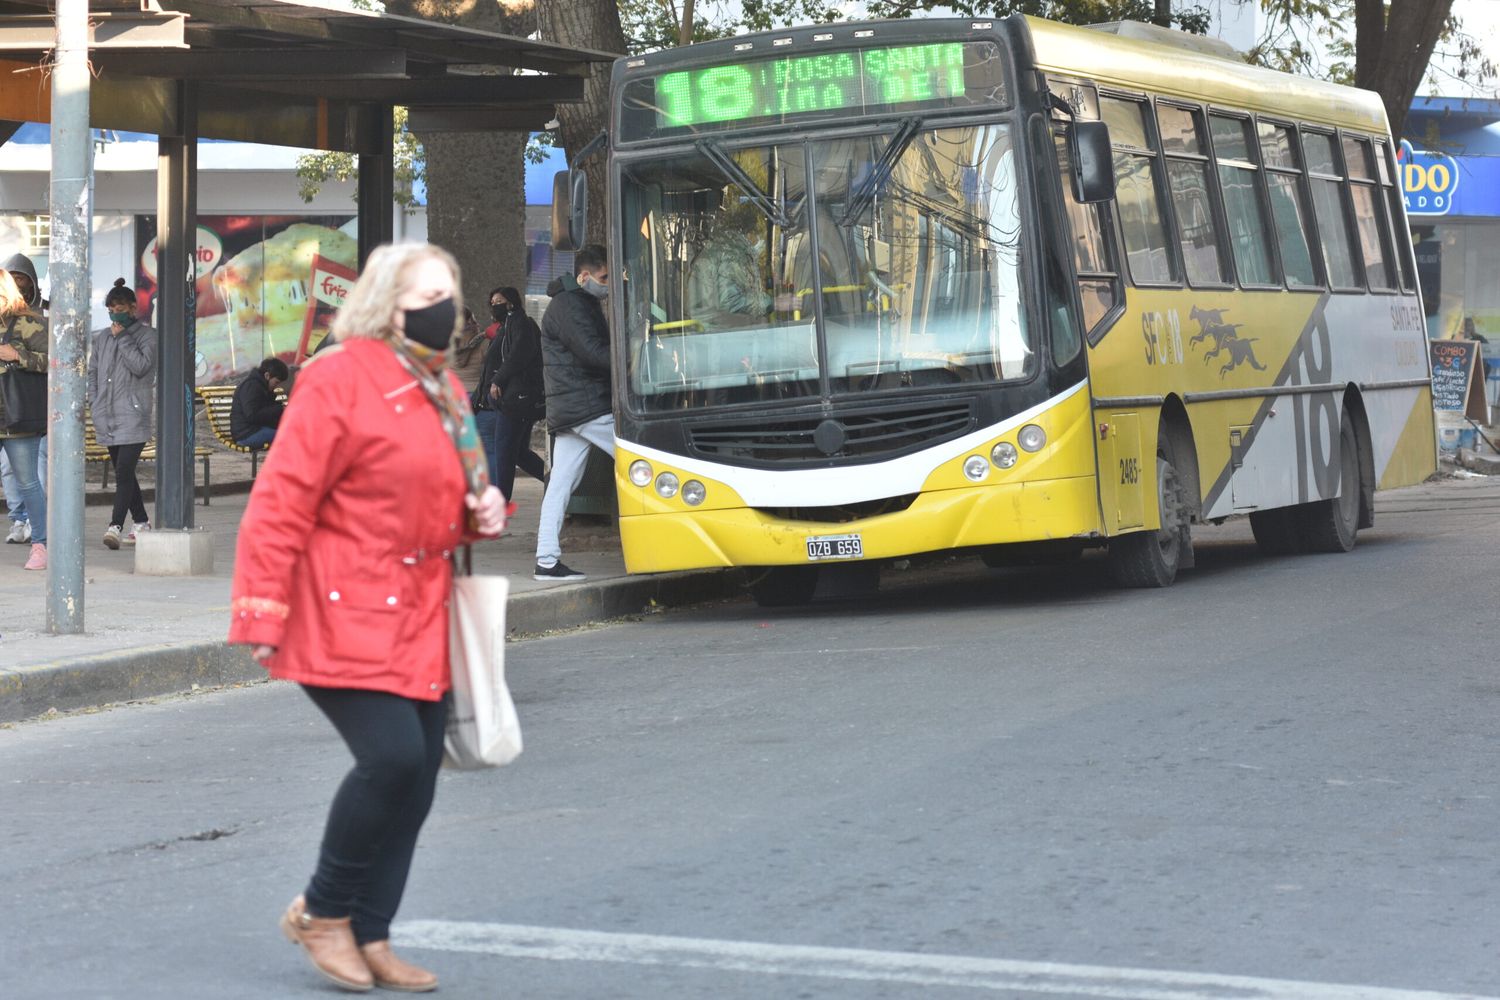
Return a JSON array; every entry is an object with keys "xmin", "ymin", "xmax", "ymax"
[
  {"xmin": 619, "ymin": 0, "xmax": 742, "ymax": 53},
  {"xmin": 859, "ymin": 0, "xmax": 1209, "ymax": 33},
  {"xmin": 294, "ymin": 105, "xmax": 558, "ymax": 206}
]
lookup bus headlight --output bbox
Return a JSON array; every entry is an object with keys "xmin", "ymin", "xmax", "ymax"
[
  {"xmin": 629, "ymin": 460, "xmax": 653, "ymax": 487},
  {"xmin": 991, "ymin": 441, "xmax": 1018, "ymax": 469},
  {"xmin": 655, "ymin": 471, "xmax": 680, "ymax": 498},
  {"xmin": 682, "ymin": 480, "xmax": 706, "ymax": 506},
  {"xmin": 1018, "ymin": 424, "xmax": 1047, "ymax": 452},
  {"xmin": 963, "ymin": 455, "xmax": 989, "ymax": 482}
]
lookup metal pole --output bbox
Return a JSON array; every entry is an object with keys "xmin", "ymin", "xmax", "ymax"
[
  {"xmin": 357, "ymin": 103, "xmax": 395, "ymax": 266},
  {"xmin": 155, "ymin": 81, "xmax": 197, "ymax": 530},
  {"xmin": 46, "ymin": 0, "xmax": 91, "ymax": 634}
]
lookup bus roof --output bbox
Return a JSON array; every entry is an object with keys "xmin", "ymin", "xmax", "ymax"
[{"xmin": 1023, "ymin": 15, "xmax": 1390, "ymax": 134}]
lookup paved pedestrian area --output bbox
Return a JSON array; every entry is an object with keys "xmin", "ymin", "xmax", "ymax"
[{"xmin": 0, "ymin": 471, "xmax": 629, "ymax": 671}]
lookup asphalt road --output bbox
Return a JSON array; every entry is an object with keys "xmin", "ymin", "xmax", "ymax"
[{"xmin": 3, "ymin": 477, "xmax": 1499, "ymax": 1000}]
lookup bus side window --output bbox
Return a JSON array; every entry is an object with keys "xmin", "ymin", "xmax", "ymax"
[
  {"xmin": 1157, "ymin": 103, "xmax": 1229, "ymax": 286},
  {"xmin": 1053, "ymin": 131, "xmax": 1121, "ymax": 337},
  {"xmin": 1209, "ymin": 113, "xmax": 1278, "ymax": 287},
  {"xmin": 1374, "ymin": 139, "xmax": 1417, "ymax": 293},
  {"xmin": 1343, "ymin": 134, "xmax": 1397, "ymax": 291},
  {"xmin": 1101, "ymin": 95, "xmax": 1177, "ymax": 285},
  {"xmin": 1302, "ymin": 130, "xmax": 1362, "ymax": 289},
  {"xmin": 1257, "ymin": 121, "xmax": 1321, "ymax": 289}
]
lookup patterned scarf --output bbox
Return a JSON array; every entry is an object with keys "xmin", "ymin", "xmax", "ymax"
[{"xmin": 389, "ymin": 336, "xmax": 491, "ymax": 507}]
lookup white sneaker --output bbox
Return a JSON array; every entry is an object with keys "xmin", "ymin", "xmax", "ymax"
[
  {"xmin": 126, "ymin": 521, "xmax": 151, "ymax": 544},
  {"xmin": 6, "ymin": 520, "xmax": 29, "ymax": 544},
  {"xmin": 103, "ymin": 524, "xmax": 123, "ymax": 550}
]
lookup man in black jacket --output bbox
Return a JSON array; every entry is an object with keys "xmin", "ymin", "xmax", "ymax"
[
  {"xmin": 230, "ymin": 357, "xmax": 288, "ymax": 449},
  {"xmin": 533, "ymin": 245, "xmax": 613, "ymax": 582}
]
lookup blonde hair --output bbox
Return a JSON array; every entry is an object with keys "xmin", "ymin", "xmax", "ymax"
[
  {"xmin": 330, "ymin": 242, "xmax": 465, "ymax": 346},
  {"xmin": 0, "ymin": 269, "xmax": 28, "ymax": 320}
]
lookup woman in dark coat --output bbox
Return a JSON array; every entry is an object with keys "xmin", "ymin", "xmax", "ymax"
[
  {"xmin": 229, "ymin": 242, "xmax": 508, "ymax": 993},
  {"xmin": 486, "ymin": 286, "xmax": 547, "ymax": 501}
]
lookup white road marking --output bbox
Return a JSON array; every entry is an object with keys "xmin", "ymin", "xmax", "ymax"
[{"xmin": 394, "ymin": 920, "xmax": 1497, "ymax": 1000}]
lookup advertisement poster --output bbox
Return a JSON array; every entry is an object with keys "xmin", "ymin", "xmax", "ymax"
[{"xmin": 134, "ymin": 214, "xmax": 357, "ymax": 382}]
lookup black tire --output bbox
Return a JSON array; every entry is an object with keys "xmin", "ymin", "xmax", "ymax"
[
  {"xmin": 1299, "ymin": 409, "xmax": 1362, "ymax": 553},
  {"xmin": 1107, "ymin": 446, "xmax": 1189, "ymax": 589},
  {"xmin": 1249, "ymin": 506, "xmax": 1302, "ymax": 555},
  {"xmin": 748, "ymin": 566, "xmax": 819, "ymax": 607}
]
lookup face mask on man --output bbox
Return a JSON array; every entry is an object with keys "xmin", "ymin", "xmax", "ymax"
[
  {"xmin": 109, "ymin": 310, "xmax": 133, "ymax": 328},
  {"xmin": 581, "ymin": 275, "xmax": 609, "ymax": 300},
  {"xmin": 402, "ymin": 297, "xmax": 458, "ymax": 351}
]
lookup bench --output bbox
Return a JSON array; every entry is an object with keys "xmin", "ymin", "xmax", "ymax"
[
  {"xmin": 196, "ymin": 384, "xmax": 281, "ymax": 480},
  {"xmin": 84, "ymin": 409, "xmax": 213, "ymax": 506}
]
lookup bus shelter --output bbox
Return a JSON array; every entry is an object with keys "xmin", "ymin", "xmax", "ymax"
[{"xmin": 0, "ymin": 0, "xmax": 610, "ymax": 623}]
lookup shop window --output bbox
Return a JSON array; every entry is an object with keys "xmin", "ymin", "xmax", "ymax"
[{"xmin": 1102, "ymin": 96, "xmax": 1176, "ymax": 284}]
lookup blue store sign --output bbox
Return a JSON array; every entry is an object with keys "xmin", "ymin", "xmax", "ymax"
[{"xmin": 1399, "ymin": 139, "xmax": 1500, "ymax": 218}]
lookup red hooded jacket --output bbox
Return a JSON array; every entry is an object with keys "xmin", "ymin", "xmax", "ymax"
[{"xmin": 229, "ymin": 338, "xmax": 473, "ymax": 700}]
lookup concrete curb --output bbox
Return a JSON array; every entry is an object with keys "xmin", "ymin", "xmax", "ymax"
[{"xmin": 0, "ymin": 568, "xmax": 744, "ymax": 725}]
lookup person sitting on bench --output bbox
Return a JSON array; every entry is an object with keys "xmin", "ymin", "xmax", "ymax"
[{"xmin": 232, "ymin": 357, "xmax": 289, "ymax": 449}]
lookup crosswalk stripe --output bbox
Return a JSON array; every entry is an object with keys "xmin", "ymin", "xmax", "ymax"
[{"xmin": 394, "ymin": 920, "xmax": 1496, "ymax": 1000}]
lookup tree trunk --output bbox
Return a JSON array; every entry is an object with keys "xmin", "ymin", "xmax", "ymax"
[
  {"xmin": 1153, "ymin": 0, "xmax": 1172, "ymax": 29},
  {"xmin": 1354, "ymin": 0, "xmax": 1454, "ymax": 139},
  {"xmin": 384, "ymin": 1, "xmax": 535, "ymax": 313},
  {"xmin": 537, "ymin": 0, "xmax": 627, "ymax": 249}
]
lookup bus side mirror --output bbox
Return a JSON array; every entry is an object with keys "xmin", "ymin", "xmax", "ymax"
[
  {"xmin": 551, "ymin": 169, "xmax": 587, "ymax": 252},
  {"xmin": 1069, "ymin": 120, "xmax": 1115, "ymax": 203}
]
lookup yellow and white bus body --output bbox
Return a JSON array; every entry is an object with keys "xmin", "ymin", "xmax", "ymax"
[{"xmin": 604, "ymin": 16, "xmax": 1435, "ymax": 599}]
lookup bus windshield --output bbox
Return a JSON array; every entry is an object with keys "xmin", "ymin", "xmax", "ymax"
[{"xmin": 620, "ymin": 122, "xmax": 1030, "ymax": 413}]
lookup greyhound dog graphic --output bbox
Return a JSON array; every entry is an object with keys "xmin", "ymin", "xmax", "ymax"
[
  {"xmin": 1204, "ymin": 336, "xmax": 1267, "ymax": 375},
  {"xmin": 1188, "ymin": 305, "xmax": 1265, "ymax": 376}
]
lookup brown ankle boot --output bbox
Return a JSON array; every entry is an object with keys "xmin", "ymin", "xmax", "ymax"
[
  {"xmin": 359, "ymin": 940, "xmax": 439, "ymax": 993},
  {"xmin": 279, "ymin": 895, "xmax": 375, "ymax": 992}
]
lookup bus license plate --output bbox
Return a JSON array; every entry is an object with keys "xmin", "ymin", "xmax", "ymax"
[{"xmin": 806, "ymin": 533, "xmax": 863, "ymax": 561}]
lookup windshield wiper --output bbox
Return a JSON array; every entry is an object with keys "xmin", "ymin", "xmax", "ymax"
[
  {"xmin": 696, "ymin": 139, "xmax": 802, "ymax": 229},
  {"xmin": 838, "ymin": 117, "xmax": 922, "ymax": 227}
]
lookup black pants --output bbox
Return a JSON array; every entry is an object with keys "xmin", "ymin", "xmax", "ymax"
[
  {"xmin": 107, "ymin": 442, "xmax": 148, "ymax": 529},
  {"xmin": 494, "ymin": 410, "xmax": 546, "ymax": 501},
  {"xmin": 301, "ymin": 686, "xmax": 447, "ymax": 945}
]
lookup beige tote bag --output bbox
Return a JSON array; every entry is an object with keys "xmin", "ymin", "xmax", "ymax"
[{"xmin": 444, "ymin": 549, "xmax": 522, "ymax": 769}]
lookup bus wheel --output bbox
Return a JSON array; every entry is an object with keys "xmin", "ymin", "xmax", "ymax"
[
  {"xmin": 1298, "ymin": 409, "xmax": 1362, "ymax": 553},
  {"xmin": 748, "ymin": 566, "xmax": 819, "ymax": 607},
  {"xmin": 1107, "ymin": 447, "xmax": 1188, "ymax": 589},
  {"xmin": 1249, "ymin": 507, "xmax": 1302, "ymax": 555}
]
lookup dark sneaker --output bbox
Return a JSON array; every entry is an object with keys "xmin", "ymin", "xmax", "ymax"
[{"xmin": 533, "ymin": 561, "xmax": 586, "ymax": 582}]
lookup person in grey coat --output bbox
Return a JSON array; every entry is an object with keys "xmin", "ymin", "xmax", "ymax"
[{"xmin": 88, "ymin": 278, "xmax": 158, "ymax": 550}]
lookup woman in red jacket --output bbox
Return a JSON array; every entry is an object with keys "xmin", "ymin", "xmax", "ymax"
[{"xmin": 229, "ymin": 242, "xmax": 508, "ymax": 993}]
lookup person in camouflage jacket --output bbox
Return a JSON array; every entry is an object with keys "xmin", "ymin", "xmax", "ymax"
[{"xmin": 0, "ymin": 268, "xmax": 47, "ymax": 570}]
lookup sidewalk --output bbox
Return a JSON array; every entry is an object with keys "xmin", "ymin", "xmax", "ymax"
[{"xmin": 0, "ymin": 471, "xmax": 742, "ymax": 724}]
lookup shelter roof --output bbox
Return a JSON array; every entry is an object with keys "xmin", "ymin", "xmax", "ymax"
[{"xmin": 0, "ymin": 0, "xmax": 618, "ymax": 149}]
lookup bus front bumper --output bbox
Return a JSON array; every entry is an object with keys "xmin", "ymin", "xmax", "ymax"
[{"xmin": 619, "ymin": 475, "xmax": 1101, "ymax": 573}]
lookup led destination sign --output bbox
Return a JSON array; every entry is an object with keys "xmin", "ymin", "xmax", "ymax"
[{"xmin": 629, "ymin": 40, "xmax": 1004, "ymax": 138}]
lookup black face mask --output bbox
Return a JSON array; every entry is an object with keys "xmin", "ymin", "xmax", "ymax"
[
  {"xmin": 491, "ymin": 303, "xmax": 509, "ymax": 322},
  {"xmin": 402, "ymin": 297, "xmax": 457, "ymax": 351}
]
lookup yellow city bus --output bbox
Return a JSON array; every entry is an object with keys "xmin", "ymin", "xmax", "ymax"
[{"xmin": 591, "ymin": 15, "xmax": 1435, "ymax": 605}]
